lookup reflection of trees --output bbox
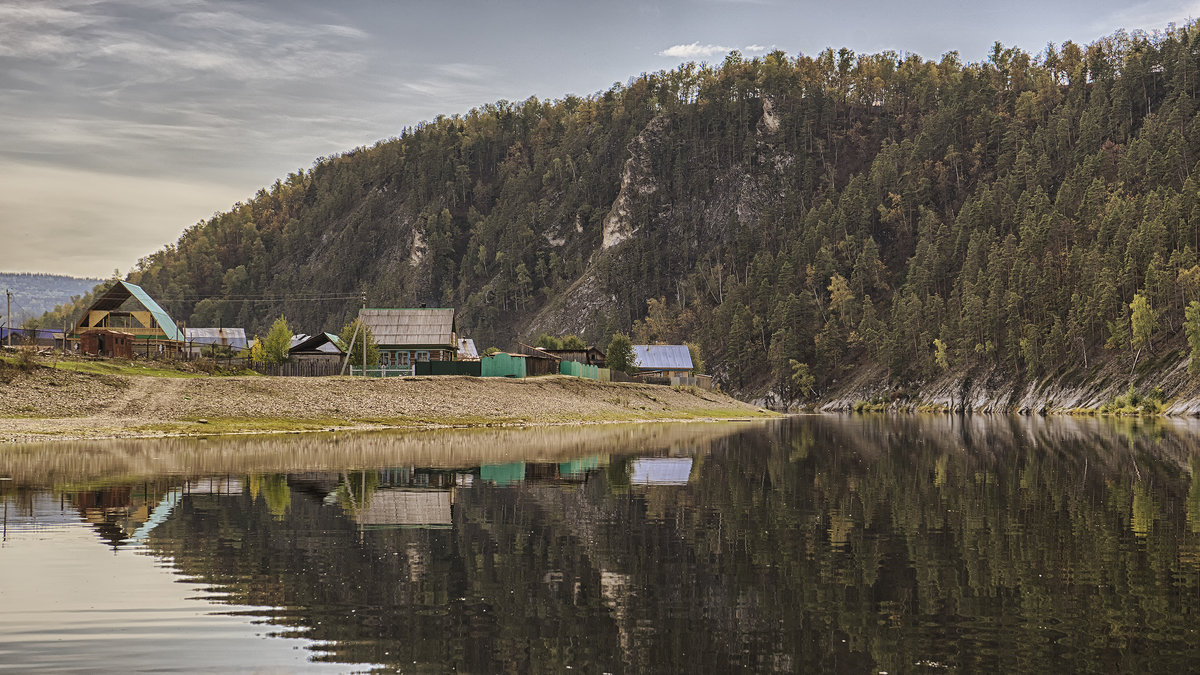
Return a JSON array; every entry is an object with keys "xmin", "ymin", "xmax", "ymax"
[
  {"xmin": 249, "ymin": 475, "xmax": 292, "ymax": 519},
  {"xmin": 136, "ymin": 417, "xmax": 1200, "ymax": 673}
]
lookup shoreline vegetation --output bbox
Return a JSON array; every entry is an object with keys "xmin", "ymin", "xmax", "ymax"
[{"xmin": 0, "ymin": 356, "xmax": 771, "ymax": 444}]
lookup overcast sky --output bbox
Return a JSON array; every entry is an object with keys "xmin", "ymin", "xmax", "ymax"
[{"xmin": 1, "ymin": 0, "xmax": 1196, "ymax": 278}]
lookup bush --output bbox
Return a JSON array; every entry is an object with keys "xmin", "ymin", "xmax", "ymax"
[{"xmin": 1099, "ymin": 385, "xmax": 1164, "ymax": 415}]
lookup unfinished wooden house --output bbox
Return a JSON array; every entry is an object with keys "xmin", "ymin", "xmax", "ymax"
[
  {"xmin": 359, "ymin": 308, "xmax": 458, "ymax": 368},
  {"xmin": 71, "ymin": 281, "xmax": 185, "ymax": 356}
]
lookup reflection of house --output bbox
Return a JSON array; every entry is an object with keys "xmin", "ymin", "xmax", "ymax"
[
  {"xmin": 632, "ymin": 345, "xmax": 693, "ymax": 378},
  {"xmin": 183, "ymin": 327, "xmax": 248, "ymax": 356},
  {"xmin": 70, "ymin": 281, "xmax": 185, "ymax": 356},
  {"xmin": 480, "ymin": 462, "xmax": 526, "ymax": 485},
  {"xmin": 349, "ymin": 489, "xmax": 453, "ymax": 528},
  {"xmin": 359, "ymin": 308, "xmax": 457, "ymax": 368},
  {"xmin": 630, "ymin": 457, "xmax": 693, "ymax": 485}
]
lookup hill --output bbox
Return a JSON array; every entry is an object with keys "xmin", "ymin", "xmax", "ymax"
[
  {"xmin": 31, "ymin": 25, "xmax": 1200, "ymax": 402},
  {"xmin": 2, "ymin": 273, "xmax": 105, "ymax": 327}
]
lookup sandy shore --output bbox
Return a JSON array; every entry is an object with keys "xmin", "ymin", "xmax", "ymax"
[{"xmin": 0, "ymin": 366, "xmax": 768, "ymax": 443}]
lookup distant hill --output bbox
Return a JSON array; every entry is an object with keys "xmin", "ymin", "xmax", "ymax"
[{"xmin": 1, "ymin": 273, "xmax": 105, "ymax": 327}]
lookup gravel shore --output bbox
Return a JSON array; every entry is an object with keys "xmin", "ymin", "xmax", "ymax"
[{"xmin": 0, "ymin": 366, "xmax": 766, "ymax": 442}]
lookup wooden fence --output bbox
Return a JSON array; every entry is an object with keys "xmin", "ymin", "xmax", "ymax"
[{"xmin": 256, "ymin": 360, "xmax": 343, "ymax": 377}]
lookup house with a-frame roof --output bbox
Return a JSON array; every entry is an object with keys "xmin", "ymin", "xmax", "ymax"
[{"xmin": 70, "ymin": 281, "xmax": 185, "ymax": 357}]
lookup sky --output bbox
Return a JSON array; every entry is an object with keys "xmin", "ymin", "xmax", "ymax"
[{"xmin": 1, "ymin": 0, "xmax": 1197, "ymax": 278}]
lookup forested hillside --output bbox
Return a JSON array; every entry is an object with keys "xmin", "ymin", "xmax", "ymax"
[{"xmin": 34, "ymin": 25, "xmax": 1200, "ymax": 399}]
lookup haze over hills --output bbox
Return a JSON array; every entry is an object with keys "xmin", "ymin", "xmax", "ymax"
[
  {"xmin": 2, "ymin": 273, "xmax": 106, "ymax": 327},
  {"xmin": 31, "ymin": 25, "xmax": 1200, "ymax": 400}
]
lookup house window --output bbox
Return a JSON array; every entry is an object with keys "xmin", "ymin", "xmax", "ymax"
[
  {"xmin": 416, "ymin": 350, "xmax": 430, "ymax": 362},
  {"xmin": 381, "ymin": 351, "xmax": 392, "ymax": 367},
  {"xmin": 399, "ymin": 351, "xmax": 411, "ymax": 366}
]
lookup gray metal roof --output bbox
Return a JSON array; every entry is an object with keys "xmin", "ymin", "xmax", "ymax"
[
  {"xmin": 347, "ymin": 489, "xmax": 452, "ymax": 527},
  {"xmin": 632, "ymin": 344, "xmax": 693, "ymax": 371},
  {"xmin": 183, "ymin": 327, "xmax": 248, "ymax": 348},
  {"xmin": 360, "ymin": 308, "xmax": 455, "ymax": 347},
  {"xmin": 458, "ymin": 338, "xmax": 478, "ymax": 359}
]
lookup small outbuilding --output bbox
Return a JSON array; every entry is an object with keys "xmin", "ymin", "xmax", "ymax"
[
  {"xmin": 632, "ymin": 344, "xmax": 694, "ymax": 378},
  {"xmin": 457, "ymin": 338, "xmax": 479, "ymax": 360},
  {"xmin": 540, "ymin": 346, "xmax": 606, "ymax": 367},
  {"xmin": 183, "ymin": 327, "xmax": 248, "ymax": 357},
  {"xmin": 80, "ymin": 329, "xmax": 134, "ymax": 358}
]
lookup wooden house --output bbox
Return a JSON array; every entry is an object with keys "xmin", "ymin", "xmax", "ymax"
[
  {"xmin": 288, "ymin": 333, "xmax": 345, "ymax": 367},
  {"xmin": 514, "ymin": 343, "xmax": 567, "ymax": 377},
  {"xmin": 70, "ymin": 281, "xmax": 185, "ymax": 356},
  {"xmin": 632, "ymin": 344, "xmax": 694, "ymax": 378},
  {"xmin": 541, "ymin": 346, "xmax": 606, "ymax": 367},
  {"xmin": 359, "ymin": 308, "xmax": 457, "ymax": 368}
]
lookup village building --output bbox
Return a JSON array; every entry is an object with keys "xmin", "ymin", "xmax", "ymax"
[
  {"xmin": 183, "ymin": 327, "xmax": 248, "ymax": 357},
  {"xmin": 359, "ymin": 308, "xmax": 457, "ymax": 368},
  {"xmin": 70, "ymin": 281, "xmax": 185, "ymax": 357},
  {"xmin": 632, "ymin": 344, "xmax": 694, "ymax": 378},
  {"xmin": 79, "ymin": 329, "xmax": 133, "ymax": 359},
  {"xmin": 540, "ymin": 346, "xmax": 606, "ymax": 367},
  {"xmin": 457, "ymin": 337, "xmax": 479, "ymax": 360},
  {"xmin": 288, "ymin": 333, "xmax": 345, "ymax": 367}
]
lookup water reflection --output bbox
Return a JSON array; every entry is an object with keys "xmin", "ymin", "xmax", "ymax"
[{"xmin": 4, "ymin": 416, "xmax": 1200, "ymax": 673}]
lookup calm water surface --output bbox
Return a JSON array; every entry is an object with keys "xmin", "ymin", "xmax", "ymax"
[{"xmin": 3, "ymin": 416, "xmax": 1200, "ymax": 673}]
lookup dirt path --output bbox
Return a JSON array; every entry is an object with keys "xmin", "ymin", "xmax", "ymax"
[{"xmin": 0, "ymin": 369, "xmax": 766, "ymax": 443}]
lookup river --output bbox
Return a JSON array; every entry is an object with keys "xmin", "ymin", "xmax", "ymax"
[{"xmin": 2, "ymin": 416, "xmax": 1198, "ymax": 673}]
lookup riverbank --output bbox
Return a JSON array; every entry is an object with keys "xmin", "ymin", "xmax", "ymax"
[
  {"xmin": 818, "ymin": 348, "xmax": 1200, "ymax": 416},
  {"xmin": 0, "ymin": 364, "xmax": 771, "ymax": 443}
]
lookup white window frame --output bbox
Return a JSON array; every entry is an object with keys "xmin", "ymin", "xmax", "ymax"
[{"xmin": 416, "ymin": 350, "xmax": 430, "ymax": 362}]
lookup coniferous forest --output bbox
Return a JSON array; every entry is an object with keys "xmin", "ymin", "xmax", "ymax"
[{"xmin": 34, "ymin": 25, "xmax": 1200, "ymax": 399}]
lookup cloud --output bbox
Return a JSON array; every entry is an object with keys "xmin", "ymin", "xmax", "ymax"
[
  {"xmin": 1092, "ymin": 0, "xmax": 1200, "ymax": 33},
  {"xmin": 0, "ymin": 162, "xmax": 247, "ymax": 277},
  {"xmin": 658, "ymin": 42, "xmax": 769, "ymax": 59}
]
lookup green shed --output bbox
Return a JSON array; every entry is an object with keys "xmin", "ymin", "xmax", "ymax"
[{"xmin": 481, "ymin": 352, "xmax": 527, "ymax": 378}]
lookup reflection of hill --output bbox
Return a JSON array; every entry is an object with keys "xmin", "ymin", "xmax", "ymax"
[
  {"xmin": 12, "ymin": 417, "xmax": 1200, "ymax": 672},
  {"xmin": 0, "ymin": 421, "xmax": 766, "ymax": 487},
  {"xmin": 126, "ymin": 417, "xmax": 1200, "ymax": 672}
]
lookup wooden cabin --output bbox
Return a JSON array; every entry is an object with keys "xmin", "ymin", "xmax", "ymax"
[
  {"xmin": 540, "ymin": 346, "xmax": 606, "ymax": 367},
  {"xmin": 359, "ymin": 308, "xmax": 457, "ymax": 368}
]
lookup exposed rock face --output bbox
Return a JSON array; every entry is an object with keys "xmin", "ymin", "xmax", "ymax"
[
  {"xmin": 602, "ymin": 114, "xmax": 670, "ymax": 250},
  {"xmin": 523, "ymin": 267, "xmax": 612, "ymax": 342}
]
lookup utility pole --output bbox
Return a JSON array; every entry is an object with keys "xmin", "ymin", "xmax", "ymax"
[
  {"xmin": 360, "ymin": 292, "xmax": 367, "ymax": 377},
  {"xmin": 5, "ymin": 289, "xmax": 10, "ymax": 347}
]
